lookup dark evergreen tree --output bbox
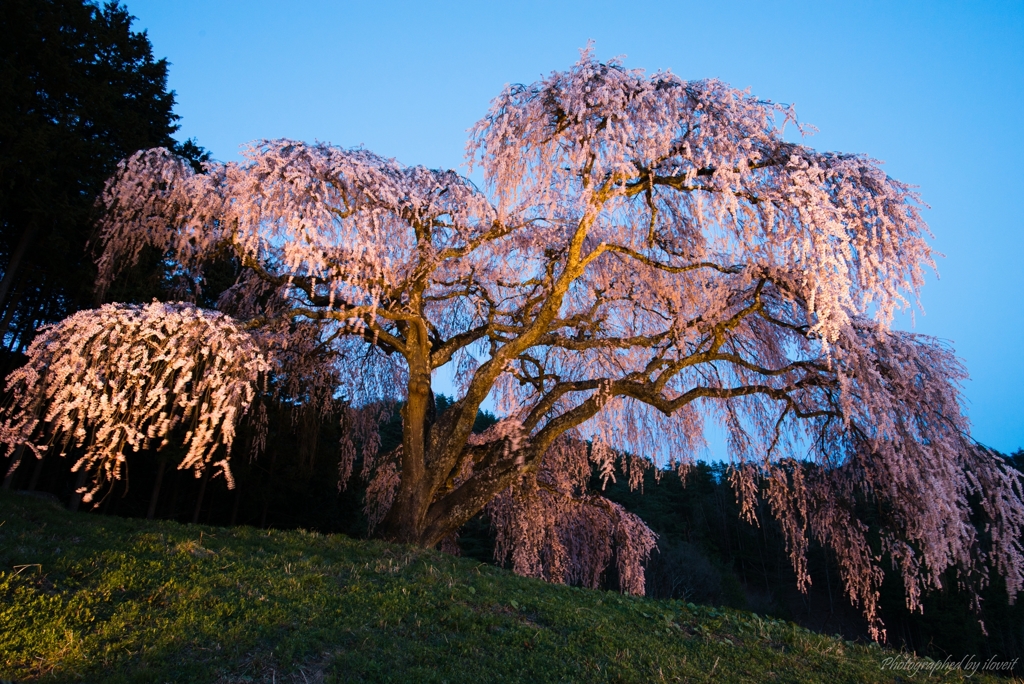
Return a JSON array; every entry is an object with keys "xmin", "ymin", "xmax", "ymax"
[
  {"xmin": 0, "ymin": 0, "xmax": 208, "ymax": 492},
  {"xmin": 0, "ymin": 0, "xmax": 199, "ymax": 353}
]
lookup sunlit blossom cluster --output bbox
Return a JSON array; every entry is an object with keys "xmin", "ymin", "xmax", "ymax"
[{"xmin": 1, "ymin": 302, "xmax": 268, "ymax": 502}]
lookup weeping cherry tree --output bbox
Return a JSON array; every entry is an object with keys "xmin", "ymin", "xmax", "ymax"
[{"xmin": 3, "ymin": 51, "xmax": 1023, "ymax": 637}]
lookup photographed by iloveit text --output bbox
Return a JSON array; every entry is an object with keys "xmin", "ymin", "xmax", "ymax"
[{"xmin": 881, "ymin": 654, "xmax": 1020, "ymax": 678}]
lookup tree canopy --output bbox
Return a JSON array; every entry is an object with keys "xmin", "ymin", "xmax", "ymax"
[{"xmin": 3, "ymin": 50, "xmax": 1022, "ymax": 639}]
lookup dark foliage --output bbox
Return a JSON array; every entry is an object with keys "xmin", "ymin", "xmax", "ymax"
[{"xmin": 0, "ymin": 0, "xmax": 204, "ymax": 353}]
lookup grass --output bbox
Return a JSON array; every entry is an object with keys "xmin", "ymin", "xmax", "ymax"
[{"xmin": 0, "ymin": 491, "xmax": 1010, "ymax": 683}]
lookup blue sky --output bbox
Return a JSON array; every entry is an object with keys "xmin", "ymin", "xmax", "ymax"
[{"xmin": 126, "ymin": 0, "xmax": 1023, "ymax": 453}]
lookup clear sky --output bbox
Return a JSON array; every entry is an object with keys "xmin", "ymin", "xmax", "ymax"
[{"xmin": 125, "ymin": 0, "xmax": 1023, "ymax": 453}]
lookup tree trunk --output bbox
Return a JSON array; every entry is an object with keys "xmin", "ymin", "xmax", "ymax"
[
  {"xmin": 101, "ymin": 481, "xmax": 115, "ymax": 514},
  {"xmin": 0, "ymin": 286, "xmax": 25, "ymax": 344},
  {"xmin": 167, "ymin": 468, "xmax": 181, "ymax": 520},
  {"xmin": 259, "ymin": 448, "xmax": 278, "ymax": 528},
  {"xmin": 2, "ymin": 443, "xmax": 26, "ymax": 490},
  {"xmin": 378, "ymin": 339, "xmax": 433, "ymax": 544},
  {"xmin": 11, "ymin": 314, "xmax": 38, "ymax": 354},
  {"xmin": 229, "ymin": 484, "xmax": 242, "ymax": 526},
  {"xmin": 192, "ymin": 467, "xmax": 211, "ymax": 524},
  {"xmin": 68, "ymin": 467, "xmax": 88, "ymax": 512},
  {"xmin": 27, "ymin": 450, "xmax": 46, "ymax": 491},
  {"xmin": 376, "ymin": 401, "xmax": 524, "ymax": 548},
  {"xmin": 0, "ymin": 223, "xmax": 37, "ymax": 316},
  {"xmin": 147, "ymin": 453, "xmax": 168, "ymax": 519},
  {"xmin": 375, "ymin": 323, "xmax": 545, "ymax": 548}
]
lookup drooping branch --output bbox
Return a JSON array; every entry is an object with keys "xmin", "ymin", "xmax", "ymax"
[{"xmin": 0, "ymin": 302, "xmax": 268, "ymax": 503}]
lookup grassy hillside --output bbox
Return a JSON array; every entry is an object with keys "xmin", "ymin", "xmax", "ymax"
[{"xmin": 0, "ymin": 492, "xmax": 1007, "ymax": 683}]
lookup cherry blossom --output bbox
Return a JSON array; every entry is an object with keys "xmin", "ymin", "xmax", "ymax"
[
  {"xmin": 1, "ymin": 302, "xmax": 268, "ymax": 502},
  {"xmin": 5, "ymin": 50, "xmax": 1021, "ymax": 628}
]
